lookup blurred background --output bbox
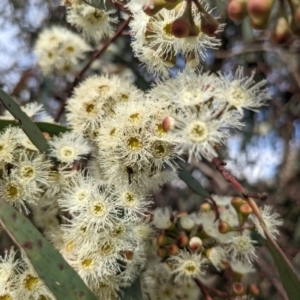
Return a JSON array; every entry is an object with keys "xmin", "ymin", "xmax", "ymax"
[{"xmin": 1, "ymin": 0, "xmax": 300, "ymax": 299}]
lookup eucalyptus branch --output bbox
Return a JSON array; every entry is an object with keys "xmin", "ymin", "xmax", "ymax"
[
  {"xmin": 73, "ymin": 17, "xmax": 131, "ymax": 89},
  {"xmin": 55, "ymin": 17, "xmax": 131, "ymax": 122},
  {"xmin": 194, "ymin": 278, "xmax": 228, "ymax": 299},
  {"xmin": 211, "ymin": 157, "xmax": 269, "ymax": 228},
  {"xmin": 2, "ymin": 1, "xmax": 300, "ymax": 300},
  {"xmin": 212, "ymin": 157, "xmax": 268, "ymax": 201},
  {"xmin": 212, "ymin": 155, "xmax": 300, "ymax": 299}
]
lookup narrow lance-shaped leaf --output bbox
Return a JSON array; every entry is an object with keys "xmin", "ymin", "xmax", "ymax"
[
  {"xmin": 246, "ymin": 197, "xmax": 300, "ymax": 300},
  {"xmin": 0, "ymin": 119, "xmax": 70, "ymax": 136},
  {"xmin": 120, "ymin": 277, "xmax": 143, "ymax": 300},
  {"xmin": 0, "ymin": 199, "xmax": 98, "ymax": 300},
  {"xmin": 177, "ymin": 161, "xmax": 211, "ymax": 199},
  {"xmin": 0, "ymin": 88, "xmax": 50, "ymax": 154},
  {"xmin": 266, "ymin": 235, "xmax": 300, "ymax": 300}
]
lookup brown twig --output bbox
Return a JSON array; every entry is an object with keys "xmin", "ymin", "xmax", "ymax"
[
  {"xmin": 211, "ymin": 159, "xmax": 288, "ymax": 265},
  {"xmin": 74, "ymin": 17, "xmax": 131, "ymax": 89},
  {"xmin": 194, "ymin": 278, "xmax": 213, "ymax": 300},
  {"xmin": 212, "ymin": 156, "xmax": 300, "ymax": 299},
  {"xmin": 112, "ymin": 0, "xmax": 130, "ymax": 13},
  {"xmin": 194, "ymin": 278, "xmax": 228, "ymax": 299},
  {"xmin": 54, "ymin": 17, "xmax": 131, "ymax": 122},
  {"xmin": 211, "ymin": 157, "xmax": 268, "ymax": 201}
]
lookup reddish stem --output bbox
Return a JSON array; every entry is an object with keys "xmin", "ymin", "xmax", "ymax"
[
  {"xmin": 211, "ymin": 157, "xmax": 267, "ymax": 201},
  {"xmin": 194, "ymin": 278, "xmax": 213, "ymax": 300},
  {"xmin": 211, "ymin": 156, "xmax": 300, "ymax": 299},
  {"xmin": 75, "ymin": 17, "xmax": 131, "ymax": 87},
  {"xmin": 55, "ymin": 17, "xmax": 131, "ymax": 122},
  {"xmin": 194, "ymin": 278, "xmax": 228, "ymax": 298}
]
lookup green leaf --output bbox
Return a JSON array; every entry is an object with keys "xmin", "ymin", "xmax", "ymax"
[
  {"xmin": 0, "ymin": 200, "xmax": 98, "ymax": 300},
  {"xmin": 36, "ymin": 122, "xmax": 70, "ymax": 135},
  {"xmin": 266, "ymin": 235, "xmax": 300, "ymax": 300},
  {"xmin": 177, "ymin": 162, "xmax": 211, "ymax": 199},
  {"xmin": 120, "ymin": 277, "xmax": 143, "ymax": 300},
  {"xmin": 0, "ymin": 119, "xmax": 70, "ymax": 136},
  {"xmin": 0, "ymin": 89, "xmax": 50, "ymax": 154},
  {"xmin": 242, "ymin": 16, "xmax": 254, "ymax": 43}
]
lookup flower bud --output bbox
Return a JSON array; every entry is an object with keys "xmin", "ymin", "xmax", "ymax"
[
  {"xmin": 124, "ymin": 250, "xmax": 134, "ymax": 260},
  {"xmin": 162, "ymin": 116, "xmax": 176, "ymax": 132},
  {"xmin": 179, "ymin": 215, "xmax": 195, "ymax": 231},
  {"xmin": 157, "ymin": 233, "xmax": 174, "ymax": 246},
  {"xmin": 247, "ymin": 0, "xmax": 274, "ymax": 30},
  {"xmin": 168, "ymin": 244, "xmax": 179, "ymax": 255},
  {"xmin": 171, "ymin": 1, "xmax": 199, "ymax": 37},
  {"xmin": 270, "ymin": 4, "xmax": 293, "ymax": 45},
  {"xmin": 236, "ymin": 203, "xmax": 253, "ymax": 225},
  {"xmin": 250, "ymin": 15, "xmax": 270, "ymax": 30},
  {"xmin": 189, "ymin": 236, "xmax": 202, "ymax": 252},
  {"xmin": 177, "ymin": 233, "xmax": 189, "ymax": 248},
  {"xmin": 247, "ymin": 0, "xmax": 274, "ymax": 17},
  {"xmin": 200, "ymin": 12, "xmax": 219, "ymax": 36},
  {"xmin": 157, "ymin": 247, "xmax": 168, "ymax": 258},
  {"xmin": 218, "ymin": 221, "xmax": 232, "ymax": 234},
  {"xmin": 231, "ymin": 197, "xmax": 246, "ymax": 211},
  {"xmin": 248, "ymin": 283, "xmax": 259, "ymax": 296},
  {"xmin": 43, "ymin": 132, "xmax": 51, "ymax": 140},
  {"xmin": 239, "ymin": 203, "xmax": 252, "ymax": 215},
  {"xmin": 200, "ymin": 203, "xmax": 211, "ymax": 212},
  {"xmin": 227, "ymin": 0, "xmax": 248, "ymax": 21},
  {"xmin": 171, "ymin": 18, "xmax": 192, "ymax": 38},
  {"xmin": 232, "ymin": 282, "xmax": 245, "ymax": 295},
  {"xmin": 239, "ymin": 203, "xmax": 253, "ymax": 218}
]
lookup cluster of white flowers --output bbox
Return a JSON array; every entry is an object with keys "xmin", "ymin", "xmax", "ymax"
[
  {"xmin": 0, "ymin": 92, "xmax": 280, "ymax": 299},
  {"xmin": 152, "ymin": 68, "xmax": 269, "ymax": 161},
  {"xmin": 34, "ymin": 26, "xmax": 91, "ymax": 75},
  {"xmin": 0, "ymin": 102, "xmax": 156, "ymax": 298},
  {"xmin": 142, "ymin": 197, "xmax": 282, "ymax": 300},
  {"xmin": 65, "ymin": 66, "xmax": 269, "ymax": 167},
  {"xmin": 63, "ymin": 0, "xmax": 118, "ymax": 43},
  {"xmin": 0, "ymin": 0, "xmax": 285, "ymax": 299},
  {"xmin": 129, "ymin": 2, "xmax": 224, "ymax": 76},
  {"xmin": 0, "ymin": 127, "xmax": 53, "ymax": 214},
  {"xmin": 0, "ymin": 248, "xmax": 55, "ymax": 299}
]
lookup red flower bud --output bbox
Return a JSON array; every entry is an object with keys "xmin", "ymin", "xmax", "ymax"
[
  {"xmin": 233, "ymin": 282, "xmax": 245, "ymax": 295},
  {"xmin": 227, "ymin": 0, "xmax": 248, "ymax": 21}
]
